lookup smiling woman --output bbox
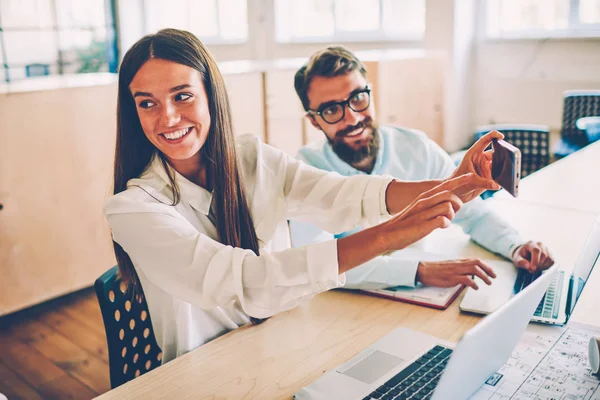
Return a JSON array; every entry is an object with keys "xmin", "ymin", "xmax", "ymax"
[
  {"xmin": 129, "ymin": 59, "xmax": 212, "ymax": 182},
  {"xmin": 104, "ymin": 28, "xmax": 501, "ymax": 365}
]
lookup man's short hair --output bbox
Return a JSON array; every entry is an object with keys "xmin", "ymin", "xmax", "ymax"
[{"xmin": 294, "ymin": 46, "xmax": 368, "ymax": 111}]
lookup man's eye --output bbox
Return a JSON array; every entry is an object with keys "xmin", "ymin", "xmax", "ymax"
[
  {"xmin": 175, "ymin": 93, "xmax": 192, "ymax": 101},
  {"xmin": 322, "ymin": 105, "xmax": 339, "ymax": 116},
  {"xmin": 353, "ymin": 92, "xmax": 367, "ymax": 102}
]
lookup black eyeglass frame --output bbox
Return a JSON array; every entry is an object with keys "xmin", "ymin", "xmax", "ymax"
[{"xmin": 307, "ymin": 86, "xmax": 372, "ymax": 124}]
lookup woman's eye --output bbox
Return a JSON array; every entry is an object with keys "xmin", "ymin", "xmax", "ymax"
[
  {"xmin": 175, "ymin": 93, "xmax": 192, "ymax": 101},
  {"xmin": 139, "ymin": 100, "xmax": 155, "ymax": 109}
]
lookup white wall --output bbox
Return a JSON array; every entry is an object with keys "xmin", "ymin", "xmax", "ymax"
[
  {"xmin": 425, "ymin": 0, "xmax": 477, "ymax": 152},
  {"xmin": 473, "ymin": 39, "xmax": 600, "ymax": 132}
]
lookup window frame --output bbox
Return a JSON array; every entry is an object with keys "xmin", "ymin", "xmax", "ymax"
[
  {"xmin": 274, "ymin": 0, "xmax": 425, "ymax": 44},
  {"xmin": 140, "ymin": 0, "xmax": 249, "ymax": 45},
  {"xmin": 0, "ymin": 0, "xmax": 118, "ymax": 83},
  {"xmin": 482, "ymin": 0, "xmax": 600, "ymax": 40}
]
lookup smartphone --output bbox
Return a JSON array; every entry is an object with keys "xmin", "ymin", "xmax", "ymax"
[{"xmin": 491, "ymin": 139, "xmax": 521, "ymax": 197}]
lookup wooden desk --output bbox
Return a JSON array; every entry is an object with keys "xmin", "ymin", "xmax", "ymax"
[
  {"xmin": 96, "ymin": 201, "xmax": 599, "ymax": 400},
  {"xmin": 494, "ymin": 140, "xmax": 600, "ymax": 214}
]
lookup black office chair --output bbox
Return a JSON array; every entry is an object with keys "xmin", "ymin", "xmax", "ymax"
[
  {"xmin": 95, "ymin": 266, "xmax": 162, "ymax": 388},
  {"xmin": 553, "ymin": 90, "xmax": 600, "ymax": 158},
  {"xmin": 475, "ymin": 124, "xmax": 550, "ymax": 178},
  {"xmin": 472, "ymin": 124, "xmax": 550, "ymax": 199}
]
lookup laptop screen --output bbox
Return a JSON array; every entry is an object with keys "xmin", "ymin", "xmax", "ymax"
[{"xmin": 568, "ymin": 217, "xmax": 600, "ymax": 315}]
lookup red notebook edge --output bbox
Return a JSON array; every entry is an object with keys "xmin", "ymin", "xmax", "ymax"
[{"xmin": 359, "ymin": 284, "xmax": 466, "ymax": 310}]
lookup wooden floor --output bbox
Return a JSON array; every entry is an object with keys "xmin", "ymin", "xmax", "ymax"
[{"xmin": 0, "ymin": 288, "xmax": 111, "ymax": 400}]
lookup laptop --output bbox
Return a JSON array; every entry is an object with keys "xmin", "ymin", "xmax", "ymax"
[
  {"xmin": 460, "ymin": 214, "xmax": 600, "ymax": 325},
  {"xmin": 293, "ymin": 265, "xmax": 557, "ymax": 400}
]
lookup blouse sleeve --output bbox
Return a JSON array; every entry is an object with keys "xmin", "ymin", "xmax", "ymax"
[
  {"xmin": 105, "ymin": 193, "xmax": 344, "ymax": 319},
  {"xmin": 249, "ymin": 136, "xmax": 395, "ymax": 233}
]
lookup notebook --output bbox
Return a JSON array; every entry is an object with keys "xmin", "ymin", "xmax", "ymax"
[
  {"xmin": 362, "ymin": 283, "xmax": 463, "ymax": 309},
  {"xmin": 360, "ymin": 248, "xmax": 466, "ymax": 309}
]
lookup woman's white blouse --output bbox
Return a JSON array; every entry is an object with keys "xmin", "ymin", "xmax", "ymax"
[{"xmin": 104, "ymin": 134, "xmax": 394, "ymax": 362}]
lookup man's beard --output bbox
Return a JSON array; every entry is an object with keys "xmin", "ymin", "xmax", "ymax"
[{"xmin": 327, "ymin": 117, "xmax": 380, "ymax": 166}]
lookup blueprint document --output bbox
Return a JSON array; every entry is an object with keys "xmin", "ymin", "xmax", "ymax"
[{"xmin": 470, "ymin": 323, "xmax": 600, "ymax": 400}]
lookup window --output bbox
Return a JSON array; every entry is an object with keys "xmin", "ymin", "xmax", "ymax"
[
  {"xmin": 0, "ymin": 0, "xmax": 118, "ymax": 82},
  {"xmin": 274, "ymin": 0, "xmax": 425, "ymax": 43},
  {"xmin": 142, "ymin": 0, "xmax": 248, "ymax": 44},
  {"xmin": 485, "ymin": 0, "xmax": 600, "ymax": 38}
]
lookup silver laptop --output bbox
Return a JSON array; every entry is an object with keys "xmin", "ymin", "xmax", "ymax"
[
  {"xmin": 460, "ymin": 214, "xmax": 600, "ymax": 325},
  {"xmin": 293, "ymin": 265, "xmax": 557, "ymax": 400}
]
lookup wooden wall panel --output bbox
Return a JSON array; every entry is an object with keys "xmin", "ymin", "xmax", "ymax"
[{"xmin": 0, "ymin": 84, "xmax": 118, "ymax": 316}]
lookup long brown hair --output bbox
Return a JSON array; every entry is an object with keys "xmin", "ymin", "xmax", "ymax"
[{"xmin": 113, "ymin": 29, "xmax": 263, "ymax": 322}]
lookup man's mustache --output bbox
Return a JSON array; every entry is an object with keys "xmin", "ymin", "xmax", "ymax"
[{"xmin": 335, "ymin": 117, "xmax": 374, "ymax": 138}]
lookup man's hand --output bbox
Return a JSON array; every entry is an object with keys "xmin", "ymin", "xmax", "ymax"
[
  {"xmin": 416, "ymin": 259, "xmax": 497, "ymax": 290},
  {"xmin": 512, "ymin": 241, "xmax": 555, "ymax": 273}
]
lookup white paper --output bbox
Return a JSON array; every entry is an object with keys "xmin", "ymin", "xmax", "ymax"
[{"xmin": 470, "ymin": 324, "xmax": 600, "ymax": 399}]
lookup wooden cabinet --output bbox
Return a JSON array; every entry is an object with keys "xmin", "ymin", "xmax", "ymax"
[
  {"xmin": 360, "ymin": 51, "xmax": 446, "ymax": 148},
  {"xmin": 0, "ymin": 82, "xmax": 118, "ymax": 316}
]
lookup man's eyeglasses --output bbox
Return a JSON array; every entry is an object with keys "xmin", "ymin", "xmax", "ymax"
[{"xmin": 308, "ymin": 86, "xmax": 371, "ymax": 124}]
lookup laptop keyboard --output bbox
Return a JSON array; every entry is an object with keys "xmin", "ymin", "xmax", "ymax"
[
  {"xmin": 533, "ymin": 271, "xmax": 564, "ymax": 319},
  {"xmin": 363, "ymin": 345, "xmax": 453, "ymax": 400},
  {"xmin": 513, "ymin": 269, "xmax": 542, "ymax": 293},
  {"xmin": 514, "ymin": 269, "xmax": 564, "ymax": 319}
]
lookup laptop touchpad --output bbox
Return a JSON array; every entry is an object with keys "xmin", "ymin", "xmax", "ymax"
[{"xmin": 338, "ymin": 350, "xmax": 403, "ymax": 384}]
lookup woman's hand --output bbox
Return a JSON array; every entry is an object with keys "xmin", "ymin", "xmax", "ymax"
[
  {"xmin": 381, "ymin": 174, "xmax": 478, "ymax": 251},
  {"xmin": 337, "ymin": 174, "xmax": 485, "ymax": 274},
  {"xmin": 451, "ymin": 130, "xmax": 503, "ymax": 203}
]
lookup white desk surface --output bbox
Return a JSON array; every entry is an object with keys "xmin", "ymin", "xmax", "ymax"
[{"xmin": 494, "ymin": 140, "xmax": 600, "ymax": 214}]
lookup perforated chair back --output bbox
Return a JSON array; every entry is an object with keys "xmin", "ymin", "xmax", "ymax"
[
  {"xmin": 95, "ymin": 266, "xmax": 163, "ymax": 388},
  {"xmin": 555, "ymin": 90, "xmax": 600, "ymax": 157},
  {"xmin": 475, "ymin": 124, "xmax": 550, "ymax": 178}
]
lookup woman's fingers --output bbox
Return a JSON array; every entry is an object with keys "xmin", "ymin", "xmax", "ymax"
[
  {"xmin": 468, "ymin": 130, "xmax": 504, "ymax": 155},
  {"xmin": 417, "ymin": 201, "xmax": 456, "ymax": 223},
  {"xmin": 475, "ymin": 150, "xmax": 494, "ymax": 179},
  {"xmin": 405, "ymin": 191, "xmax": 463, "ymax": 220},
  {"xmin": 462, "ymin": 174, "xmax": 501, "ymax": 192},
  {"xmin": 425, "ymin": 173, "xmax": 476, "ymax": 198},
  {"xmin": 428, "ymin": 173, "xmax": 499, "ymax": 202}
]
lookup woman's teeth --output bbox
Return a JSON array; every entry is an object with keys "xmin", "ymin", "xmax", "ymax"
[{"xmin": 163, "ymin": 128, "xmax": 190, "ymax": 140}]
